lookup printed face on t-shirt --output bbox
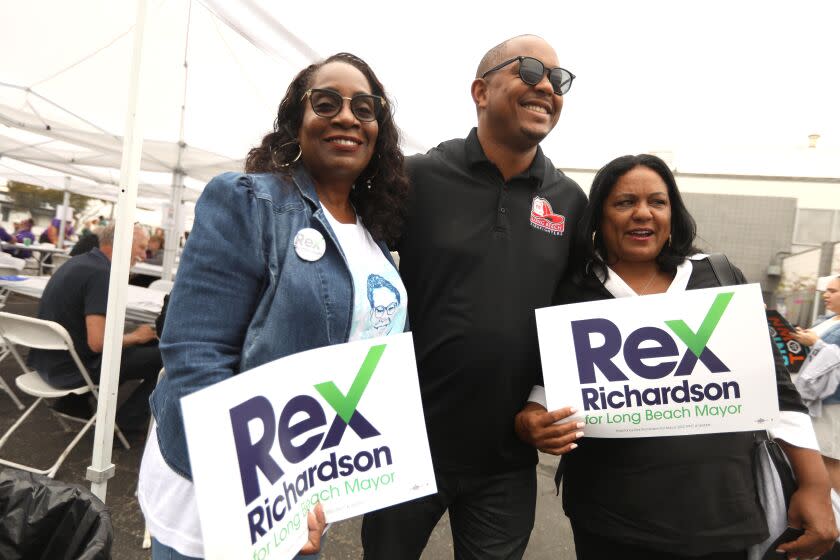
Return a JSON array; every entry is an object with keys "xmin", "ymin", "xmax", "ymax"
[{"xmin": 370, "ymin": 284, "xmax": 399, "ymax": 332}]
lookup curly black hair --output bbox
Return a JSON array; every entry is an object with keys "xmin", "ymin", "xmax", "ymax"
[
  {"xmin": 245, "ymin": 52, "xmax": 408, "ymax": 246},
  {"xmin": 573, "ymin": 153, "xmax": 699, "ymax": 284}
]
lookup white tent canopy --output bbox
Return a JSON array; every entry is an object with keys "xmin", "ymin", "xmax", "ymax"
[
  {"xmin": 3, "ymin": 1, "xmax": 839, "ymax": 198},
  {"xmin": 0, "ymin": 99, "xmax": 240, "ymax": 182}
]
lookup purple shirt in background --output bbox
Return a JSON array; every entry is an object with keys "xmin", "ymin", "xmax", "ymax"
[{"xmin": 9, "ymin": 230, "xmax": 35, "ymax": 258}]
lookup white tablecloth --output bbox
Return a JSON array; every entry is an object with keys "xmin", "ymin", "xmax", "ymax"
[
  {"xmin": 131, "ymin": 262, "xmax": 178, "ymax": 278},
  {"xmin": 0, "ymin": 241, "xmax": 71, "ymax": 255},
  {"xmin": 0, "ymin": 275, "xmax": 164, "ymax": 324}
]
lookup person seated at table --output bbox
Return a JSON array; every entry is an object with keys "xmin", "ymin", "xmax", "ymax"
[
  {"xmin": 38, "ymin": 218, "xmax": 74, "ymax": 245},
  {"xmin": 26, "ymin": 222, "xmax": 162, "ymax": 435},
  {"xmin": 80, "ymin": 218, "xmax": 98, "ymax": 237},
  {"xmin": 6, "ymin": 218, "xmax": 35, "ymax": 259},
  {"xmin": 145, "ymin": 234, "xmax": 163, "ymax": 265},
  {"xmin": 129, "ymin": 233, "xmax": 163, "ymax": 288},
  {"xmin": 0, "ymin": 224, "xmax": 17, "ymax": 260},
  {"xmin": 37, "ymin": 218, "xmax": 74, "ymax": 270},
  {"xmin": 0, "ymin": 225, "xmax": 13, "ymax": 243},
  {"xmin": 69, "ymin": 227, "xmax": 100, "ymax": 257}
]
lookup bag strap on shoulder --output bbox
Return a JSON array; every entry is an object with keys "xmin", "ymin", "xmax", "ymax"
[{"xmin": 706, "ymin": 253, "xmax": 738, "ymax": 287}]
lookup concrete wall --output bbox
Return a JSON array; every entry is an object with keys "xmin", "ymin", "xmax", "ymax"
[
  {"xmin": 564, "ymin": 168, "xmax": 808, "ymax": 297},
  {"xmin": 565, "ymin": 170, "xmax": 840, "ymax": 210},
  {"xmin": 681, "ymin": 193, "xmax": 797, "ymax": 296}
]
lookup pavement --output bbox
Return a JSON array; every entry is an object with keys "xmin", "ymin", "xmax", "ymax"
[{"xmin": 0, "ymin": 292, "xmax": 576, "ymax": 559}]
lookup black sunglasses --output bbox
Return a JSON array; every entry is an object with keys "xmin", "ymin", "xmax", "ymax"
[
  {"xmin": 302, "ymin": 88, "xmax": 386, "ymax": 122},
  {"xmin": 481, "ymin": 56, "xmax": 575, "ymax": 96}
]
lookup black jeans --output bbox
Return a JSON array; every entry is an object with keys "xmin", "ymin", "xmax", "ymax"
[
  {"xmin": 570, "ymin": 522, "xmax": 748, "ymax": 560},
  {"xmin": 362, "ymin": 466, "xmax": 536, "ymax": 560}
]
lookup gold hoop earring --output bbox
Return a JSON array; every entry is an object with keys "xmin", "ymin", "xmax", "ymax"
[{"xmin": 271, "ymin": 141, "xmax": 302, "ymax": 169}]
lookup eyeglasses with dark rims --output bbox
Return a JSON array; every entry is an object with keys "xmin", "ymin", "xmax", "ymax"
[
  {"xmin": 481, "ymin": 56, "xmax": 575, "ymax": 96},
  {"xmin": 302, "ymin": 88, "xmax": 386, "ymax": 122}
]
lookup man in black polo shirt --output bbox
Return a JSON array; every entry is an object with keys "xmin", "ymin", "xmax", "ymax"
[
  {"xmin": 362, "ymin": 35, "xmax": 587, "ymax": 559},
  {"xmin": 28, "ymin": 223, "xmax": 161, "ymax": 432}
]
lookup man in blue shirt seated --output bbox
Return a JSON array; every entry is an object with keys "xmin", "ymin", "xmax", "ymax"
[{"xmin": 27, "ymin": 223, "xmax": 161, "ymax": 434}]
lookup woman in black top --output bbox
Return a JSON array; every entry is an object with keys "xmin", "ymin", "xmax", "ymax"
[{"xmin": 515, "ymin": 154, "xmax": 837, "ymax": 559}]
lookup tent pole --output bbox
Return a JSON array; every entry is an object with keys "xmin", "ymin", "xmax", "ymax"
[
  {"xmin": 87, "ymin": 0, "xmax": 149, "ymax": 502},
  {"xmin": 58, "ymin": 177, "xmax": 70, "ymax": 248},
  {"xmin": 162, "ymin": 2, "xmax": 191, "ymax": 282},
  {"xmin": 162, "ymin": 169, "xmax": 183, "ymax": 280}
]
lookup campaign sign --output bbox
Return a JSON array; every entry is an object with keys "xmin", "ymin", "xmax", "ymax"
[
  {"xmin": 766, "ymin": 309, "xmax": 808, "ymax": 373},
  {"xmin": 536, "ymin": 284, "xmax": 779, "ymax": 437},
  {"xmin": 181, "ymin": 333, "xmax": 436, "ymax": 560}
]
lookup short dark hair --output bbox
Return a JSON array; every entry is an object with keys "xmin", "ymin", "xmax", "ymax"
[
  {"xmin": 245, "ymin": 52, "xmax": 408, "ymax": 246},
  {"xmin": 574, "ymin": 154, "xmax": 699, "ymax": 283},
  {"xmin": 366, "ymin": 274, "xmax": 400, "ymax": 306}
]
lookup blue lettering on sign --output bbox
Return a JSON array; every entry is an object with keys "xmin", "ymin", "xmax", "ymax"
[
  {"xmin": 230, "ymin": 394, "xmax": 381, "ymax": 506},
  {"xmin": 568, "ymin": 293, "xmax": 742, "ymax": 413},
  {"xmin": 571, "ymin": 317, "xmax": 730, "ymax": 384}
]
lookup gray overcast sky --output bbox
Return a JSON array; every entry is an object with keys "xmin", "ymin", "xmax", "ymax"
[{"xmin": 1, "ymin": 0, "xmax": 838, "ymax": 179}]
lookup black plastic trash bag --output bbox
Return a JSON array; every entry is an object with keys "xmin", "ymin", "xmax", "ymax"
[{"xmin": 0, "ymin": 468, "xmax": 113, "ymax": 560}]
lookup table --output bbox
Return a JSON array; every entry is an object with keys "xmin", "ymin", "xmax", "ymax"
[
  {"xmin": 0, "ymin": 275, "xmax": 164, "ymax": 324},
  {"xmin": 131, "ymin": 261, "xmax": 178, "ymax": 279},
  {"xmin": 1, "ymin": 242, "xmax": 71, "ymax": 275}
]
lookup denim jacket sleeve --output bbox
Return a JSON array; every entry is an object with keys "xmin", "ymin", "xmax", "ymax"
[
  {"xmin": 822, "ymin": 322, "xmax": 840, "ymax": 347},
  {"xmin": 153, "ymin": 172, "xmax": 269, "ymax": 479}
]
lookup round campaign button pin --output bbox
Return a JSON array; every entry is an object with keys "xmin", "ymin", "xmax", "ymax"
[{"xmin": 293, "ymin": 228, "xmax": 326, "ymax": 262}]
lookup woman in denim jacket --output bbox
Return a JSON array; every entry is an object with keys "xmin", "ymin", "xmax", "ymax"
[
  {"xmin": 793, "ymin": 275, "xmax": 840, "ymax": 493},
  {"xmin": 138, "ymin": 52, "xmax": 410, "ymax": 560}
]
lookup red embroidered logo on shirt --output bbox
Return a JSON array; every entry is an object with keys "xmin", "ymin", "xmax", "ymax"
[{"xmin": 529, "ymin": 197, "xmax": 566, "ymax": 235}]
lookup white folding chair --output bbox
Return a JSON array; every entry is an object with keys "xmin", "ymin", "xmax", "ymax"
[
  {"xmin": 0, "ymin": 311, "xmax": 130, "ymax": 478},
  {"xmin": 0, "ymin": 289, "xmax": 25, "ymax": 410},
  {"xmin": 0, "ymin": 341, "xmax": 25, "ymax": 411},
  {"xmin": 148, "ymin": 279, "xmax": 174, "ymax": 293}
]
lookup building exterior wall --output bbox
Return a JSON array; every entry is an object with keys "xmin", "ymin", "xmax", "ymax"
[{"xmin": 681, "ymin": 193, "xmax": 797, "ymax": 297}]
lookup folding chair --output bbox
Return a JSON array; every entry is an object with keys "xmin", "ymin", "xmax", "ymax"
[
  {"xmin": 0, "ymin": 289, "xmax": 25, "ymax": 410},
  {"xmin": 0, "ymin": 311, "xmax": 130, "ymax": 478}
]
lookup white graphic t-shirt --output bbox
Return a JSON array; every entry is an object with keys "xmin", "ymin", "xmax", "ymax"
[{"xmin": 322, "ymin": 207, "xmax": 407, "ymax": 340}]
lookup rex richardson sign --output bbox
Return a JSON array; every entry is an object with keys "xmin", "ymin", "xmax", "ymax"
[
  {"xmin": 536, "ymin": 284, "xmax": 780, "ymax": 438},
  {"xmin": 181, "ymin": 333, "xmax": 436, "ymax": 560}
]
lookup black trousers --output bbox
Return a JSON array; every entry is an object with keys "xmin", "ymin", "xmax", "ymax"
[
  {"xmin": 101, "ymin": 342, "xmax": 162, "ymax": 429},
  {"xmin": 58, "ymin": 342, "xmax": 161, "ymax": 430},
  {"xmin": 571, "ymin": 522, "xmax": 748, "ymax": 560},
  {"xmin": 361, "ymin": 466, "xmax": 536, "ymax": 560}
]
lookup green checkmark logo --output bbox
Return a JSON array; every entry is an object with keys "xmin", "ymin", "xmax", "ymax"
[
  {"xmin": 665, "ymin": 292, "xmax": 734, "ymax": 357},
  {"xmin": 314, "ymin": 344, "xmax": 386, "ymax": 424}
]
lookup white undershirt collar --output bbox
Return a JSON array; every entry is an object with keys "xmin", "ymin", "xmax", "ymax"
[{"xmin": 599, "ymin": 254, "xmax": 709, "ymax": 298}]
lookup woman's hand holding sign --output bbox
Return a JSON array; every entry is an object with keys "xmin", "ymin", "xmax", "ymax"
[
  {"xmin": 773, "ymin": 442, "xmax": 839, "ymax": 559},
  {"xmin": 299, "ymin": 503, "xmax": 327, "ymax": 556},
  {"xmin": 514, "ymin": 403, "xmax": 583, "ymax": 455}
]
